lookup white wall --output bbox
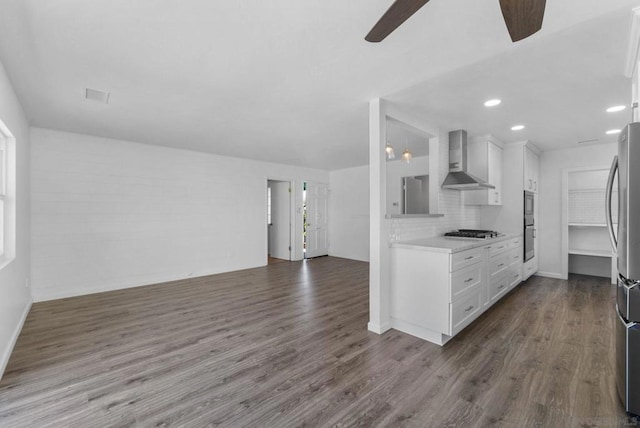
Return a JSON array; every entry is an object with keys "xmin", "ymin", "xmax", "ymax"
[
  {"xmin": 0, "ymin": 60, "xmax": 31, "ymax": 379},
  {"xmin": 538, "ymin": 143, "xmax": 617, "ymax": 277},
  {"xmin": 329, "ymin": 165, "xmax": 369, "ymax": 262},
  {"xmin": 30, "ymin": 128, "xmax": 328, "ymax": 301},
  {"xmin": 385, "ymin": 155, "xmax": 429, "ymax": 216}
]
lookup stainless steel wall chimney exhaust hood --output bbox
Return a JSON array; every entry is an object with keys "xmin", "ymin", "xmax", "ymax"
[{"xmin": 442, "ymin": 130, "xmax": 495, "ymax": 190}]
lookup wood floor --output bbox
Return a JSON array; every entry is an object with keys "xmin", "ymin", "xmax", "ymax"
[{"xmin": 0, "ymin": 257, "xmax": 637, "ymax": 427}]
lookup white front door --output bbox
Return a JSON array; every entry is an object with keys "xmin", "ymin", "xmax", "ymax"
[
  {"xmin": 305, "ymin": 182, "xmax": 329, "ymax": 258},
  {"xmin": 268, "ymin": 181, "xmax": 291, "ymax": 260}
]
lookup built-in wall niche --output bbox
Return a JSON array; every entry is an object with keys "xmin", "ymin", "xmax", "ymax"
[
  {"xmin": 385, "ymin": 116, "xmax": 440, "ymax": 218},
  {"xmin": 562, "ymin": 167, "xmax": 618, "ymax": 282}
]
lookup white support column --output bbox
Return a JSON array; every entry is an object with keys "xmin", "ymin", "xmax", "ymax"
[
  {"xmin": 368, "ymin": 99, "xmax": 391, "ymax": 334},
  {"xmin": 625, "ymin": 7, "xmax": 640, "ymax": 121},
  {"xmin": 633, "ymin": 77, "xmax": 638, "ymax": 122},
  {"xmin": 634, "ymin": 67, "xmax": 640, "ymax": 122},
  {"xmin": 368, "ymin": 100, "xmax": 442, "ymax": 335}
]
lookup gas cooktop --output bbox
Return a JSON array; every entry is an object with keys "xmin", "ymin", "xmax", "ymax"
[{"xmin": 444, "ymin": 229, "xmax": 500, "ymax": 239}]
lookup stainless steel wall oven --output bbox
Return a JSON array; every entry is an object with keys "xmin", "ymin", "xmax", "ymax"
[{"xmin": 524, "ymin": 191, "xmax": 534, "ymax": 262}]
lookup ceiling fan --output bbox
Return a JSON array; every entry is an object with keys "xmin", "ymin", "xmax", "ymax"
[{"xmin": 365, "ymin": 0, "xmax": 546, "ymax": 43}]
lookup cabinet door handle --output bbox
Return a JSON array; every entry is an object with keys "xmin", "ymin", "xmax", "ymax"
[
  {"xmin": 498, "ymin": 284, "xmax": 505, "ymax": 290},
  {"xmin": 464, "ymin": 277, "xmax": 474, "ymax": 283},
  {"xmin": 528, "ymin": 179, "xmax": 532, "ymax": 189},
  {"xmin": 498, "ymin": 263, "xmax": 505, "ymax": 267},
  {"xmin": 465, "ymin": 305, "xmax": 474, "ymax": 312},
  {"xmin": 464, "ymin": 256, "xmax": 474, "ymax": 260},
  {"xmin": 514, "ymin": 274, "xmax": 520, "ymax": 279},
  {"xmin": 534, "ymin": 181, "xmax": 537, "ymax": 191}
]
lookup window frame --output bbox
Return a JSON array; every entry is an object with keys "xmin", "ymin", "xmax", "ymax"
[
  {"xmin": 0, "ymin": 119, "xmax": 15, "ymax": 269},
  {"xmin": 0, "ymin": 139, "xmax": 5, "ymax": 258}
]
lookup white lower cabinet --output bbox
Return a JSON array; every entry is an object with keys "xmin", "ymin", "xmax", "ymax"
[
  {"xmin": 451, "ymin": 288, "xmax": 483, "ymax": 335},
  {"xmin": 451, "ymin": 262, "xmax": 484, "ymax": 300},
  {"xmin": 490, "ymin": 274, "xmax": 510, "ymax": 304},
  {"xmin": 391, "ymin": 236, "xmax": 523, "ymax": 346},
  {"xmin": 523, "ymin": 259, "xmax": 537, "ymax": 280}
]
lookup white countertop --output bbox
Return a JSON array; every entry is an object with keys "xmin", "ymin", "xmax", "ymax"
[{"xmin": 392, "ymin": 233, "xmax": 521, "ymax": 254}]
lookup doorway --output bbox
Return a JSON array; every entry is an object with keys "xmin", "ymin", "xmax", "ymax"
[
  {"xmin": 304, "ymin": 181, "xmax": 329, "ymax": 258},
  {"xmin": 267, "ymin": 180, "xmax": 292, "ymax": 262},
  {"xmin": 561, "ymin": 166, "xmax": 617, "ymax": 282}
]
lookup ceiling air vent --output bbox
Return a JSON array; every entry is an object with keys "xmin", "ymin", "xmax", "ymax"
[
  {"xmin": 84, "ymin": 88, "xmax": 110, "ymax": 104},
  {"xmin": 577, "ymin": 138, "xmax": 599, "ymax": 145}
]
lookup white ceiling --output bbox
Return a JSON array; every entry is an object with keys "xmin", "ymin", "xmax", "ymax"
[
  {"xmin": 387, "ymin": 8, "xmax": 634, "ymax": 151},
  {"xmin": 0, "ymin": 0, "xmax": 638, "ymax": 170}
]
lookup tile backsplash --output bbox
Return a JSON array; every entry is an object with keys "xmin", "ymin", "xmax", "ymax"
[
  {"xmin": 389, "ymin": 189, "xmax": 480, "ymax": 242},
  {"xmin": 568, "ymin": 189, "xmax": 617, "ymax": 224}
]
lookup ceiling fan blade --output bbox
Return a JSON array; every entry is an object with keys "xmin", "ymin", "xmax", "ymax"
[
  {"xmin": 499, "ymin": 0, "xmax": 546, "ymax": 42},
  {"xmin": 365, "ymin": 0, "xmax": 430, "ymax": 43}
]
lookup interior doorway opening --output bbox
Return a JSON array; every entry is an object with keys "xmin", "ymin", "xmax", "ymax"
[
  {"xmin": 267, "ymin": 180, "xmax": 292, "ymax": 263},
  {"xmin": 561, "ymin": 166, "xmax": 617, "ymax": 282},
  {"xmin": 303, "ymin": 181, "xmax": 329, "ymax": 259}
]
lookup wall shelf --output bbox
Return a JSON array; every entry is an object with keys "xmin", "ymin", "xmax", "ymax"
[
  {"xmin": 386, "ymin": 214, "xmax": 444, "ymax": 219},
  {"xmin": 562, "ymin": 167, "xmax": 617, "ymax": 283},
  {"xmin": 568, "ymin": 248, "xmax": 613, "ymax": 257},
  {"xmin": 568, "ymin": 223, "xmax": 618, "ymax": 228}
]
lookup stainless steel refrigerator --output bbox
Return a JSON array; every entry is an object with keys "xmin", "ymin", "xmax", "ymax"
[{"xmin": 606, "ymin": 122, "xmax": 640, "ymax": 416}]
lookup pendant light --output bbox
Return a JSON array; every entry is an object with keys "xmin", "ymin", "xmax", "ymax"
[
  {"xmin": 385, "ymin": 141, "xmax": 395, "ymax": 160},
  {"xmin": 402, "ymin": 139, "xmax": 412, "ymax": 163}
]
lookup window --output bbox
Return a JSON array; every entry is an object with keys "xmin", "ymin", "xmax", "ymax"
[
  {"xmin": 0, "ymin": 138, "xmax": 5, "ymax": 256},
  {"xmin": 0, "ymin": 119, "xmax": 15, "ymax": 267}
]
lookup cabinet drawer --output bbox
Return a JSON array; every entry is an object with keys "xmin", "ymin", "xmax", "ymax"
[
  {"xmin": 490, "ymin": 254, "xmax": 509, "ymax": 277},
  {"xmin": 488, "ymin": 241, "xmax": 509, "ymax": 257},
  {"xmin": 451, "ymin": 288, "xmax": 483, "ymax": 335},
  {"xmin": 524, "ymin": 262, "xmax": 535, "ymax": 279},
  {"xmin": 490, "ymin": 274, "xmax": 509, "ymax": 302},
  {"xmin": 508, "ymin": 266, "xmax": 522, "ymax": 288},
  {"xmin": 451, "ymin": 248, "xmax": 483, "ymax": 272},
  {"xmin": 507, "ymin": 248, "xmax": 521, "ymax": 266},
  {"xmin": 451, "ymin": 263, "xmax": 484, "ymax": 301},
  {"xmin": 509, "ymin": 237, "xmax": 522, "ymax": 249}
]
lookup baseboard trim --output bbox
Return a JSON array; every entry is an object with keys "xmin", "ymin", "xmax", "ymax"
[
  {"xmin": 367, "ymin": 321, "xmax": 391, "ymax": 334},
  {"xmin": 328, "ymin": 252, "xmax": 369, "ymax": 263},
  {"xmin": 535, "ymin": 271, "xmax": 564, "ymax": 279},
  {"xmin": 32, "ymin": 264, "xmax": 261, "ymax": 302},
  {"xmin": 390, "ymin": 318, "xmax": 450, "ymax": 346},
  {"xmin": 0, "ymin": 297, "xmax": 32, "ymax": 380}
]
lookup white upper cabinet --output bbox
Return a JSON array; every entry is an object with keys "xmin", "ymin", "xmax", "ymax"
[
  {"xmin": 524, "ymin": 147, "xmax": 539, "ymax": 193},
  {"xmin": 465, "ymin": 137, "xmax": 503, "ymax": 206}
]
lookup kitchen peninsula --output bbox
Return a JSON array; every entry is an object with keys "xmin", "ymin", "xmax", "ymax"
[{"xmin": 391, "ymin": 233, "xmax": 523, "ymax": 345}]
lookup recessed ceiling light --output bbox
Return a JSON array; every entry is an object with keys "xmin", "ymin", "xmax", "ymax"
[
  {"xmin": 511, "ymin": 125, "xmax": 525, "ymax": 131},
  {"xmin": 484, "ymin": 99, "xmax": 501, "ymax": 107},
  {"xmin": 606, "ymin": 105, "xmax": 626, "ymax": 113},
  {"xmin": 606, "ymin": 129, "xmax": 621, "ymax": 135}
]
